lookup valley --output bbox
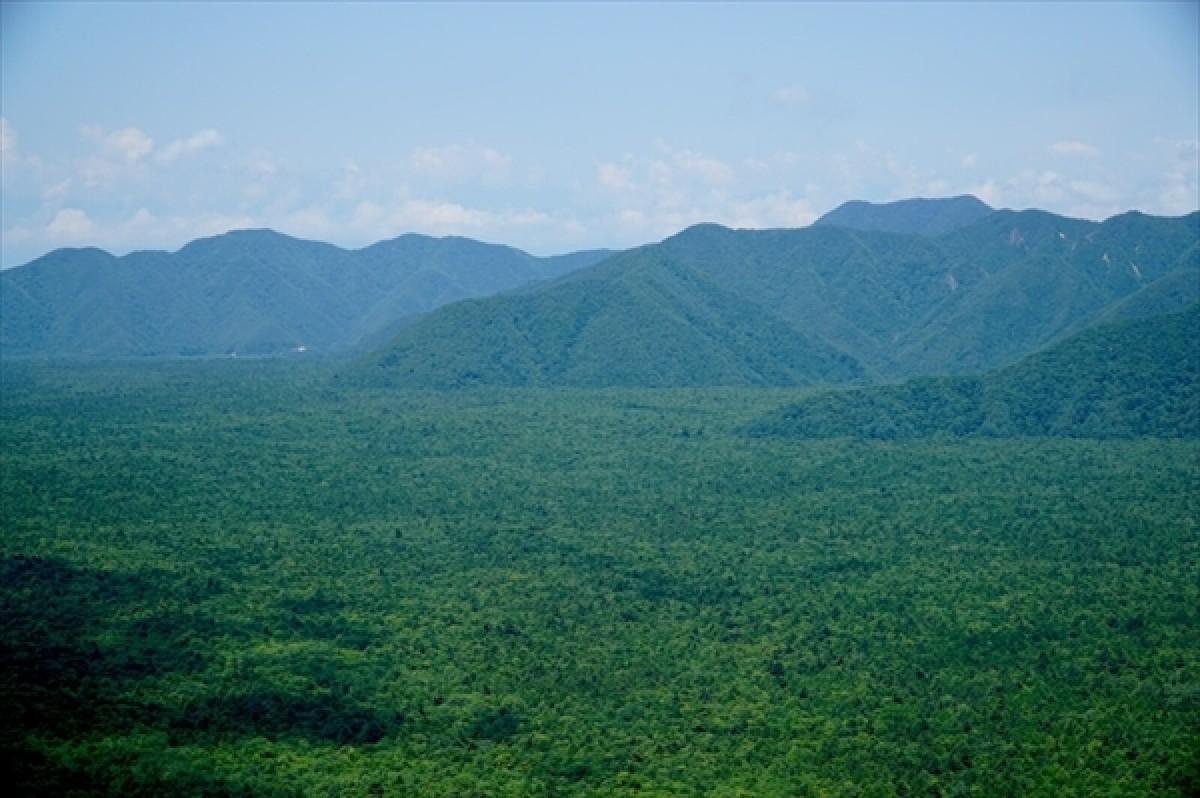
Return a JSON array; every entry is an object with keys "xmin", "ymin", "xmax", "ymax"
[
  {"xmin": 2, "ymin": 198, "xmax": 1197, "ymax": 795},
  {"xmin": 2, "ymin": 361, "xmax": 1197, "ymax": 795}
]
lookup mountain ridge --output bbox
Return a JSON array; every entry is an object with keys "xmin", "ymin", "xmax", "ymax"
[
  {"xmin": 358, "ymin": 206, "xmax": 1198, "ymax": 388},
  {"xmin": 1, "ymin": 231, "xmax": 615, "ymax": 358}
]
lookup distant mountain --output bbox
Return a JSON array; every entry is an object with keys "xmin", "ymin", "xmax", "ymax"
[
  {"xmin": 814, "ymin": 195, "xmax": 994, "ymax": 235},
  {"xmin": 364, "ymin": 248, "xmax": 866, "ymax": 389},
  {"xmin": 359, "ymin": 207, "xmax": 1198, "ymax": 388},
  {"xmin": 0, "ymin": 231, "xmax": 614, "ymax": 358},
  {"xmin": 743, "ymin": 303, "xmax": 1200, "ymax": 439}
]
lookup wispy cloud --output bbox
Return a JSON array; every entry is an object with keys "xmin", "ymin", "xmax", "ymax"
[
  {"xmin": 104, "ymin": 127, "xmax": 155, "ymax": 162},
  {"xmin": 774, "ymin": 85, "xmax": 811, "ymax": 106},
  {"xmin": 408, "ymin": 144, "xmax": 513, "ymax": 183},
  {"xmin": 672, "ymin": 148, "xmax": 734, "ymax": 185},
  {"xmin": 597, "ymin": 162, "xmax": 634, "ymax": 192},
  {"xmin": 1050, "ymin": 140, "xmax": 1100, "ymax": 158},
  {"xmin": 0, "ymin": 118, "xmax": 17, "ymax": 161},
  {"xmin": 4, "ymin": 113, "xmax": 1197, "ymax": 270},
  {"xmin": 155, "ymin": 129, "xmax": 225, "ymax": 164}
]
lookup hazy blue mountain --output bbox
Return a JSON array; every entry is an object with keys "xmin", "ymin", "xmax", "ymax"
[
  {"xmin": 361, "ymin": 207, "xmax": 1197, "ymax": 388},
  {"xmin": 745, "ymin": 303, "xmax": 1200, "ymax": 440},
  {"xmin": 0, "ymin": 231, "xmax": 613, "ymax": 357},
  {"xmin": 814, "ymin": 195, "xmax": 994, "ymax": 235}
]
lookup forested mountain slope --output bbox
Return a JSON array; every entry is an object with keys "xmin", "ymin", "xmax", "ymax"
[
  {"xmin": 363, "ymin": 249, "xmax": 866, "ymax": 388},
  {"xmin": 0, "ymin": 230, "xmax": 613, "ymax": 358},
  {"xmin": 362, "ymin": 208, "xmax": 1199, "ymax": 388},
  {"xmin": 745, "ymin": 303, "xmax": 1200, "ymax": 440}
]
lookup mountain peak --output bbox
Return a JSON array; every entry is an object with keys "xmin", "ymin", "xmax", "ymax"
[{"xmin": 815, "ymin": 195, "xmax": 994, "ymax": 236}]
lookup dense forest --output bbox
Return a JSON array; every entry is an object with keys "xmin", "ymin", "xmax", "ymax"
[
  {"xmin": 2, "ymin": 360, "xmax": 1197, "ymax": 795},
  {"xmin": 748, "ymin": 305, "xmax": 1200, "ymax": 441},
  {"xmin": 0, "ymin": 232, "xmax": 613, "ymax": 358}
]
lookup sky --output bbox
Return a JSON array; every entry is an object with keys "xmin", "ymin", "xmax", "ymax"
[{"xmin": 1, "ymin": 2, "xmax": 1197, "ymax": 268}]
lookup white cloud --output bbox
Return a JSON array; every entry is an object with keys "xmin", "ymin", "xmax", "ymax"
[
  {"xmin": 281, "ymin": 206, "xmax": 336, "ymax": 239},
  {"xmin": 0, "ymin": 118, "xmax": 31, "ymax": 186},
  {"xmin": 74, "ymin": 125, "xmax": 156, "ymax": 187},
  {"xmin": 969, "ymin": 179, "xmax": 999, "ymax": 206},
  {"xmin": 190, "ymin": 212, "xmax": 260, "ymax": 238},
  {"xmin": 673, "ymin": 149, "xmax": 733, "ymax": 184},
  {"xmin": 155, "ymin": 129, "xmax": 225, "ymax": 164},
  {"xmin": 45, "ymin": 208, "xmax": 97, "ymax": 239},
  {"xmin": 408, "ymin": 144, "xmax": 513, "ymax": 183},
  {"xmin": 774, "ymin": 86, "xmax": 811, "ymax": 106},
  {"xmin": 617, "ymin": 208, "xmax": 647, "ymax": 228},
  {"xmin": 409, "ymin": 145, "xmax": 455, "ymax": 174},
  {"xmin": 721, "ymin": 191, "xmax": 818, "ymax": 229},
  {"xmin": 1147, "ymin": 137, "xmax": 1199, "ymax": 215},
  {"xmin": 329, "ymin": 194, "xmax": 561, "ymax": 245},
  {"xmin": 508, "ymin": 208, "xmax": 552, "ymax": 226},
  {"xmin": 351, "ymin": 200, "xmax": 386, "ymax": 230},
  {"xmin": 653, "ymin": 140, "xmax": 734, "ymax": 185},
  {"xmin": 1156, "ymin": 183, "xmax": 1198, "ymax": 216},
  {"xmin": 598, "ymin": 162, "xmax": 634, "ymax": 192},
  {"xmin": 80, "ymin": 157, "xmax": 123, "ymax": 188},
  {"xmin": 250, "ymin": 152, "xmax": 280, "ymax": 176},
  {"xmin": 1009, "ymin": 169, "xmax": 1066, "ymax": 205},
  {"xmin": 333, "ymin": 160, "xmax": 369, "ymax": 201},
  {"xmin": 41, "ymin": 179, "xmax": 71, "ymax": 201},
  {"xmin": 398, "ymin": 199, "xmax": 490, "ymax": 229},
  {"xmin": 124, "ymin": 207, "xmax": 157, "ymax": 229},
  {"xmin": 1069, "ymin": 179, "xmax": 1118, "ymax": 204},
  {"xmin": 480, "ymin": 147, "xmax": 511, "ymax": 170},
  {"xmin": 4, "ymin": 225, "xmax": 33, "ymax": 244},
  {"xmin": 1050, "ymin": 140, "xmax": 1100, "ymax": 158},
  {"xmin": 968, "ymin": 168, "xmax": 1136, "ymax": 221},
  {"xmin": 925, "ymin": 178, "xmax": 952, "ymax": 197},
  {"xmin": 105, "ymin": 127, "xmax": 154, "ymax": 162},
  {"xmin": 0, "ymin": 118, "xmax": 16, "ymax": 160}
]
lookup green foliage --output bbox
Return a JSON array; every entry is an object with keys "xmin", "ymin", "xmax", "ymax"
[
  {"xmin": 363, "ymin": 209, "xmax": 1199, "ymax": 388},
  {"xmin": 2, "ymin": 361, "xmax": 1198, "ymax": 795},
  {"xmin": 362, "ymin": 253, "xmax": 866, "ymax": 389},
  {"xmin": 749, "ymin": 304, "xmax": 1200, "ymax": 440},
  {"xmin": 0, "ymin": 230, "xmax": 613, "ymax": 358}
]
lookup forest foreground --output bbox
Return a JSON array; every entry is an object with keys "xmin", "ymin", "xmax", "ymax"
[{"xmin": 2, "ymin": 360, "xmax": 1197, "ymax": 796}]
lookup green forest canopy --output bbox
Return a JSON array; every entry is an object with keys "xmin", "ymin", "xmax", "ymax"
[{"xmin": 2, "ymin": 360, "xmax": 1197, "ymax": 795}]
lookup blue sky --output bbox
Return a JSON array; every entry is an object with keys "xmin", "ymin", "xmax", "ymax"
[{"xmin": 2, "ymin": 2, "xmax": 1196, "ymax": 267}]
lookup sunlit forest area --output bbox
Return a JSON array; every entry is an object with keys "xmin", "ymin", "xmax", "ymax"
[{"xmin": 2, "ymin": 360, "xmax": 1198, "ymax": 796}]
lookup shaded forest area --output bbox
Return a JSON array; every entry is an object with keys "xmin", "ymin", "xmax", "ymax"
[
  {"xmin": 747, "ymin": 305, "xmax": 1200, "ymax": 441},
  {"xmin": 2, "ymin": 361, "xmax": 1198, "ymax": 795}
]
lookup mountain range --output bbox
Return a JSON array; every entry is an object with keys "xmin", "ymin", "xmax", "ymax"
[
  {"xmin": 0, "ymin": 231, "xmax": 612, "ymax": 357},
  {"xmin": 358, "ymin": 203, "xmax": 1198, "ymax": 388},
  {"xmin": 4, "ymin": 198, "xmax": 1197, "ymax": 394}
]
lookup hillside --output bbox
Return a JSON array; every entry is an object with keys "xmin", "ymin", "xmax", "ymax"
[
  {"xmin": 813, "ymin": 195, "xmax": 994, "ymax": 235},
  {"xmin": 361, "ymin": 208, "xmax": 1199, "ymax": 388},
  {"xmin": 364, "ymin": 248, "xmax": 866, "ymax": 388},
  {"xmin": 0, "ymin": 231, "xmax": 613, "ymax": 358},
  {"xmin": 744, "ymin": 304, "xmax": 1200, "ymax": 440}
]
